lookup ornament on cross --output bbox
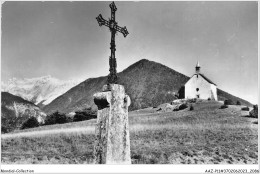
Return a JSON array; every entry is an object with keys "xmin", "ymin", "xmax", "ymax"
[{"xmin": 96, "ymin": 1, "xmax": 129, "ymax": 84}]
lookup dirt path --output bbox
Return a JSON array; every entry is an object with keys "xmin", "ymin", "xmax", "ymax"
[{"xmin": 1, "ymin": 126, "xmax": 95, "ymax": 139}]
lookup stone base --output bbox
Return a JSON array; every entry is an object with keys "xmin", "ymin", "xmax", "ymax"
[{"xmin": 93, "ymin": 84, "xmax": 131, "ymax": 164}]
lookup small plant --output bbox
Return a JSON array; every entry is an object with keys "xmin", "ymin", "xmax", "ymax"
[
  {"xmin": 224, "ymin": 99, "xmax": 234, "ymax": 105},
  {"xmin": 241, "ymin": 107, "xmax": 249, "ymax": 111},
  {"xmin": 21, "ymin": 117, "xmax": 39, "ymax": 130},
  {"xmin": 189, "ymin": 105, "xmax": 194, "ymax": 111},
  {"xmin": 187, "ymin": 98, "xmax": 197, "ymax": 103},
  {"xmin": 207, "ymin": 98, "xmax": 211, "ymax": 101},
  {"xmin": 219, "ymin": 104, "xmax": 228, "ymax": 109}
]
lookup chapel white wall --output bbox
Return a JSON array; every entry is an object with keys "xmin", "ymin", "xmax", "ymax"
[{"xmin": 185, "ymin": 75, "xmax": 217, "ymax": 100}]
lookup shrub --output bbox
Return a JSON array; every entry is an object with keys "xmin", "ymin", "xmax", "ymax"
[
  {"xmin": 1, "ymin": 126, "xmax": 8, "ymax": 134},
  {"xmin": 241, "ymin": 107, "xmax": 249, "ymax": 111},
  {"xmin": 179, "ymin": 103, "xmax": 188, "ymax": 110},
  {"xmin": 73, "ymin": 112, "xmax": 96, "ymax": 122},
  {"xmin": 187, "ymin": 98, "xmax": 197, "ymax": 103},
  {"xmin": 224, "ymin": 99, "xmax": 234, "ymax": 105},
  {"xmin": 219, "ymin": 105, "xmax": 228, "ymax": 109},
  {"xmin": 207, "ymin": 98, "xmax": 211, "ymax": 101},
  {"xmin": 189, "ymin": 105, "xmax": 194, "ymax": 111},
  {"xmin": 44, "ymin": 111, "xmax": 68, "ymax": 125},
  {"xmin": 21, "ymin": 117, "xmax": 39, "ymax": 130},
  {"xmin": 236, "ymin": 101, "xmax": 241, "ymax": 105}
]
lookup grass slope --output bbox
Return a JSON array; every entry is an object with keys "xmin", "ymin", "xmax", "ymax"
[{"xmin": 2, "ymin": 101, "xmax": 258, "ymax": 164}]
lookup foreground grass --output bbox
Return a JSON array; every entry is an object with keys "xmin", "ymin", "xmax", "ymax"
[{"xmin": 1, "ymin": 101, "xmax": 258, "ymax": 164}]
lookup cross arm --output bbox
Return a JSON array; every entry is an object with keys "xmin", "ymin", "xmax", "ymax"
[
  {"xmin": 115, "ymin": 25, "xmax": 129, "ymax": 37},
  {"xmin": 96, "ymin": 14, "xmax": 109, "ymax": 28}
]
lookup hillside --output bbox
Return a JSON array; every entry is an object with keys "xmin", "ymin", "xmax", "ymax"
[
  {"xmin": 1, "ymin": 92, "xmax": 46, "ymax": 133},
  {"xmin": 2, "ymin": 100, "xmax": 258, "ymax": 164},
  {"xmin": 43, "ymin": 59, "xmax": 189, "ymax": 114},
  {"xmin": 43, "ymin": 59, "xmax": 252, "ymax": 114},
  {"xmin": 217, "ymin": 89, "xmax": 253, "ymax": 107},
  {"xmin": 1, "ymin": 76, "xmax": 81, "ymax": 106}
]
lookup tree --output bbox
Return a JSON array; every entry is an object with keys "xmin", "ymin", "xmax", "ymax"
[
  {"xmin": 236, "ymin": 101, "xmax": 241, "ymax": 105},
  {"xmin": 21, "ymin": 117, "xmax": 39, "ymax": 130},
  {"xmin": 44, "ymin": 111, "xmax": 68, "ymax": 125}
]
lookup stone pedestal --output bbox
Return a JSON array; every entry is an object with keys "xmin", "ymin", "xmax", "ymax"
[{"xmin": 93, "ymin": 84, "xmax": 131, "ymax": 164}]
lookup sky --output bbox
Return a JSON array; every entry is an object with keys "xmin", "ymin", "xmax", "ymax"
[{"xmin": 1, "ymin": 1, "xmax": 258, "ymax": 104}]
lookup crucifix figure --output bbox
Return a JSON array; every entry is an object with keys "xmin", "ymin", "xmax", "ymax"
[{"xmin": 96, "ymin": 1, "xmax": 129, "ymax": 84}]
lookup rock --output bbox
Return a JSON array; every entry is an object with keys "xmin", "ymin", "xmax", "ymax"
[
  {"xmin": 241, "ymin": 106, "xmax": 250, "ymax": 111},
  {"xmin": 93, "ymin": 84, "xmax": 131, "ymax": 164},
  {"xmin": 249, "ymin": 105, "xmax": 258, "ymax": 118},
  {"xmin": 173, "ymin": 103, "xmax": 188, "ymax": 111},
  {"xmin": 157, "ymin": 103, "xmax": 175, "ymax": 112}
]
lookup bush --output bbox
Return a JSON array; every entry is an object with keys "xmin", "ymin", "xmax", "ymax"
[
  {"xmin": 44, "ymin": 111, "xmax": 68, "ymax": 125},
  {"xmin": 219, "ymin": 105, "xmax": 228, "ymax": 109},
  {"xmin": 207, "ymin": 98, "xmax": 211, "ymax": 101},
  {"xmin": 224, "ymin": 99, "xmax": 234, "ymax": 105},
  {"xmin": 189, "ymin": 105, "xmax": 194, "ymax": 111},
  {"xmin": 241, "ymin": 107, "xmax": 249, "ymax": 111},
  {"xmin": 179, "ymin": 103, "xmax": 188, "ymax": 110},
  {"xmin": 187, "ymin": 98, "xmax": 197, "ymax": 103},
  {"xmin": 73, "ymin": 112, "xmax": 96, "ymax": 122},
  {"xmin": 236, "ymin": 101, "xmax": 241, "ymax": 105},
  {"xmin": 21, "ymin": 117, "xmax": 39, "ymax": 130},
  {"xmin": 1, "ymin": 126, "xmax": 8, "ymax": 134}
]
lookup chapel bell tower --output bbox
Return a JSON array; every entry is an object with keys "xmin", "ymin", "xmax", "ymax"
[{"xmin": 195, "ymin": 61, "xmax": 200, "ymax": 74}]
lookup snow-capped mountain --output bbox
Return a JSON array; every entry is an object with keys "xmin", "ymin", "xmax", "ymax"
[{"xmin": 1, "ymin": 75, "xmax": 83, "ymax": 106}]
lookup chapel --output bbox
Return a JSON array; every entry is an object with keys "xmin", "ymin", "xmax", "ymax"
[{"xmin": 184, "ymin": 61, "xmax": 218, "ymax": 100}]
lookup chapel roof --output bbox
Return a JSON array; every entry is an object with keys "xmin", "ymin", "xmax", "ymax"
[{"xmin": 191, "ymin": 73, "xmax": 217, "ymax": 86}]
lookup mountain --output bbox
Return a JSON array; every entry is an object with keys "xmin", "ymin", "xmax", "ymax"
[
  {"xmin": 42, "ymin": 59, "xmax": 252, "ymax": 115},
  {"xmin": 43, "ymin": 59, "xmax": 189, "ymax": 114},
  {"xmin": 1, "ymin": 92, "xmax": 46, "ymax": 133},
  {"xmin": 1, "ymin": 75, "xmax": 81, "ymax": 106}
]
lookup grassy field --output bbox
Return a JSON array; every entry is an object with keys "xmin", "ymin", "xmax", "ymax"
[{"xmin": 1, "ymin": 100, "xmax": 258, "ymax": 164}]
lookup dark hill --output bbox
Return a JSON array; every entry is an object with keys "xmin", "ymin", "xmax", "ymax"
[
  {"xmin": 43, "ymin": 59, "xmax": 252, "ymax": 114},
  {"xmin": 1, "ymin": 92, "xmax": 36, "ymax": 106},
  {"xmin": 1, "ymin": 92, "xmax": 46, "ymax": 133}
]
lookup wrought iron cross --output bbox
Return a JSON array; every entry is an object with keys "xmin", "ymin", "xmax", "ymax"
[{"xmin": 96, "ymin": 1, "xmax": 129, "ymax": 84}]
